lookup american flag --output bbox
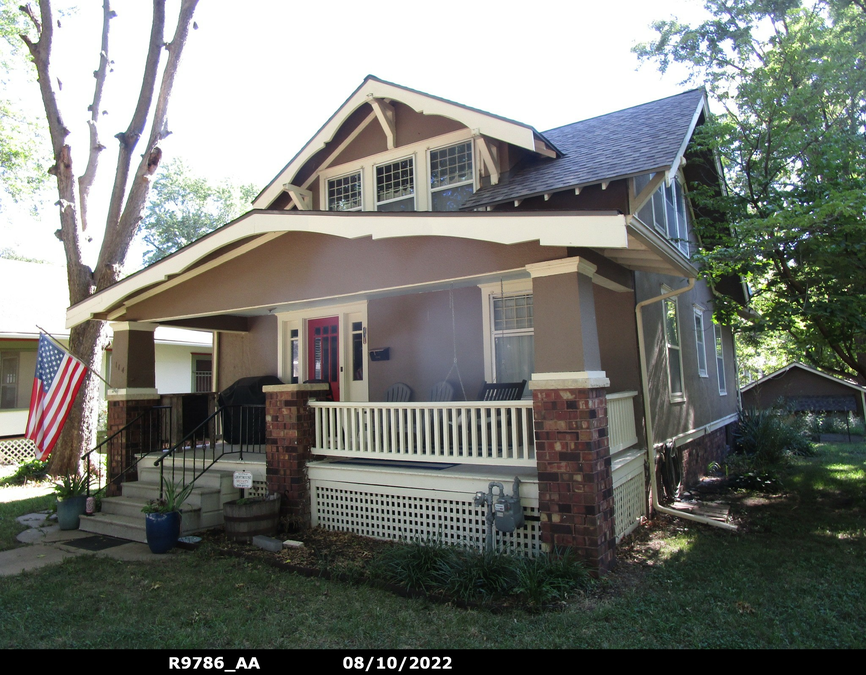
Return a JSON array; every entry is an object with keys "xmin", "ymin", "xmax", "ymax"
[{"xmin": 25, "ymin": 334, "xmax": 88, "ymax": 461}]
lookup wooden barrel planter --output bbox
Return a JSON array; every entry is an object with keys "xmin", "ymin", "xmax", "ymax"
[{"xmin": 223, "ymin": 495, "xmax": 281, "ymax": 542}]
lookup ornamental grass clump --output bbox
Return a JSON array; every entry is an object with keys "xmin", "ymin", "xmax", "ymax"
[{"xmin": 734, "ymin": 408, "xmax": 813, "ymax": 468}]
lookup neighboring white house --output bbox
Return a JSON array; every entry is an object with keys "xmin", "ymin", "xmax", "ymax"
[{"xmin": 0, "ymin": 259, "xmax": 212, "ymax": 459}]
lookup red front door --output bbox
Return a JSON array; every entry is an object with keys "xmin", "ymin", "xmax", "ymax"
[{"xmin": 307, "ymin": 317, "xmax": 340, "ymax": 401}]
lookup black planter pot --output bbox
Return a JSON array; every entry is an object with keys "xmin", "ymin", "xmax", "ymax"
[{"xmin": 145, "ymin": 511, "xmax": 181, "ymax": 554}]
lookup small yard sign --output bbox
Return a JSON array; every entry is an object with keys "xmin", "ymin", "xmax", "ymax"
[{"xmin": 233, "ymin": 471, "xmax": 253, "ymax": 489}]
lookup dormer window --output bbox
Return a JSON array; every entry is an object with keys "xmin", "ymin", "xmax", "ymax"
[
  {"xmin": 376, "ymin": 157, "xmax": 415, "ymax": 211},
  {"xmin": 327, "ymin": 171, "xmax": 363, "ymax": 211},
  {"xmin": 429, "ymin": 141, "xmax": 474, "ymax": 211},
  {"xmin": 635, "ymin": 174, "xmax": 691, "ymax": 257}
]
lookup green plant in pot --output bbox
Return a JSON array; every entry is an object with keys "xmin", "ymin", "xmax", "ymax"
[
  {"xmin": 54, "ymin": 473, "xmax": 89, "ymax": 530},
  {"xmin": 142, "ymin": 477, "xmax": 194, "ymax": 554}
]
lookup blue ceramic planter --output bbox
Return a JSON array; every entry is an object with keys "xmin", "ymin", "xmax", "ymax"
[
  {"xmin": 145, "ymin": 511, "xmax": 181, "ymax": 554},
  {"xmin": 56, "ymin": 496, "xmax": 87, "ymax": 530}
]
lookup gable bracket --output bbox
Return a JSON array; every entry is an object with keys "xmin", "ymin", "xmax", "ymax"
[
  {"xmin": 476, "ymin": 136, "xmax": 501, "ymax": 186},
  {"xmin": 283, "ymin": 184, "xmax": 313, "ymax": 211},
  {"xmin": 368, "ymin": 96, "xmax": 396, "ymax": 150}
]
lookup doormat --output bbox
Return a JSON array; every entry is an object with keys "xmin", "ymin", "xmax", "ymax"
[{"xmin": 63, "ymin": 535, "xmax": 129, "ymax": 551}]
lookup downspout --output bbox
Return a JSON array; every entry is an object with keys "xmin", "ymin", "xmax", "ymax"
[{"xmin": 635, "ymin": 278, "xmax": 738, "ymax": 531}]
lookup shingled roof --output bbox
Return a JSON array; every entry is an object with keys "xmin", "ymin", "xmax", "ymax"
[{"xmin": 462, "ymin": 88, "xmax": 707, "ymax": 209}]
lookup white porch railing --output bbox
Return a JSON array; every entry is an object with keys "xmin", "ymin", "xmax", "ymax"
[
  {"xmin": 310, "ymin": 391, "xmax": 638, "ymax": 468},
  {"xmin": 311, "ymin": 401, "xmax": 536, "ymax": 466},
  {"xmin": 607, "ymin": 390, "xmax": 639, "ymax": 454}
]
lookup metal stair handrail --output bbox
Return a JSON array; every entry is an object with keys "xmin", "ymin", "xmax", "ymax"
[{"xmin": 153, "ymin": 404, "xmax": 266, "ymax": 499}]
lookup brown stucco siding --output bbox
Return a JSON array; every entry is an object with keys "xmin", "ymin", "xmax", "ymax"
[
  {"xmin": 367, "ymin": 287, "xmax": 484, "ymax": 402},
  {"xmin": 492, "ymin": 180, "xmax": 629, "ymax": 213},
  {"xmin": 636, "ymin": 272, "xmax": 738, "ymax": 444},
  {"xmin": 124, "ymin": 233, "xmax": 567, "ymax": 322},
  {"xmin": 217, "ymin": 315, "xmax": 279, "ymax": 390}
]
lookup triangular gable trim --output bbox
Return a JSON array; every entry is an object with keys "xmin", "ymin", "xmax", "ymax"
[
  {"xmin": 740, "ymin": 362, "xmax": 866, "ymax": 394},
  {"xmin": 253, "ymin": 76, "xmax": 549, "ymax": 209}
]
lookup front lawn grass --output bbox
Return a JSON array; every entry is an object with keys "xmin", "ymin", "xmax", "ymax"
[
  {"xmin": 0, "ymin": 494, "xmax": 55, "ymax": 552},
  {"xmin": 0, "ymin": 443, "xmax": 863, "ymax": 649}
]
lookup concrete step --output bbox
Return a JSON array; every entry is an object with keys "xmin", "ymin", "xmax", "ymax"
[
  {"xmin": 78, "ymin": 505, "xmax": 206, "ymax": 544},
  {"xmin": 138, "ymin": 465, "xmax": 239, "ymax": 491}
]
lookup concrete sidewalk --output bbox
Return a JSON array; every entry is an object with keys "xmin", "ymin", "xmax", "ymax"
[{"xmin": 0, "ymin": 511, "xmax": 178, "ymax": 577}]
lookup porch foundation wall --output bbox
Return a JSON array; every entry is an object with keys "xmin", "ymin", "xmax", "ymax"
[
  {"xmin": 679, "ymin": 424, "xmax": 731, "ymax": 489},
  {"xmin": 533, "ymin": 385, "xmax": 615, "ymax": 575},
  {"xmin": 264, "ymin": 384, "xmax": 328, "ymax": 529}
]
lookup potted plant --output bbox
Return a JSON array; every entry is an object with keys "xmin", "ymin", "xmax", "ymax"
[
  {"xmin": 141, "ymin": 477, "xmax": 194, "ymax": 554},
  {"xmin": 223, "ymin": 493, "xmax": 281, "ymax": 543},
  {"xmin": 54, "ymin": 473, "xmax": 89, "ymax": 530}
]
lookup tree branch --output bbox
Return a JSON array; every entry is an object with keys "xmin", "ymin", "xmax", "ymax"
[
  {"xmin": 78, "ymin": 0, "xmax": 114, "ymax": 232},
  {"xmin": 95, "ymin": 0, "xmax": 199, "ymax": 290}
]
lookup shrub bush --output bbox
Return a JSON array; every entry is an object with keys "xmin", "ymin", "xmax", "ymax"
[
  {"xmin": 734, "ymin": 408, "xmax": 813, "ymax": 467},
  {"xmin": 0, "ymin": 459, "xmax": 49, "ymax": 486}
]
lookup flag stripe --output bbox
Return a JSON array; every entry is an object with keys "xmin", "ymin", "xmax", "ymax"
[{"xmin": 25, "ymin": 335, "xmax": 88, "ymax": 461}]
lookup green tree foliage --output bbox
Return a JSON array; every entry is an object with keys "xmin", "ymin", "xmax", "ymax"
[
  {"xmin": 138, "ymin": 160, "xmax": 257, "ymax": 265},
  {"xmin": 636, "ymin": 0, "xmax": 866, "ymax": 383},
  {"xmin": 0, "ymin": 2, "xmax": 50, "ymax": 206}
]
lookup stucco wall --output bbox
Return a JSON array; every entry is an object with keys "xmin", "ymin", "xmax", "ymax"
[
  {"xmin": 217, "ymin": 315, "xmax": 279, "ymax": 391},
  {"xmin": 367, "ymin": 287, "xmax": 484, "ymax": 402}
]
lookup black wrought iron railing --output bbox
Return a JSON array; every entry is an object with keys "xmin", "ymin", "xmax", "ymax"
[
  {"xmin": 153, "ymin": 404, "xmax": 267, "ymax": 498},
  {"xmin": 83, "ymin": 405, "xmax": 172, "ymax": 498}
]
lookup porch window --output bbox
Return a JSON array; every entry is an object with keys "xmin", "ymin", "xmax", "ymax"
[
  {"xmin": 694, "ymin": 306, "xmax": 708, "ymax": 378},
  {"xmin": 492, "ymin": 293, "xmax": 534, "ymax": 395},
  {"xmin": 192, "ymin": 355, "xmax": 212, "ymax": 393},
  {"xmin": 714, "ymin": 321, "xmax": 727, "ymax": 395},
  {"xmin": 327, "ymin": 171, "xmax": 362, "ymax": 211},
  {"xmin": 289, "ymin": 329, "xmax": 299, "ymax": 384},
  {"xmin": 1, "ymin": 353, "xmax": 19, "ymax": 409},
  {"xmin": 663, "ymin": 293, "xmax": 684, "ymax": 401},
  {"xmin": 429, "ymin": 141, "xmax": 474, "ymax": 211},
  {"xmin": 635, "ymin": 173, "xmax": 691, "ymax": 257},
  {"xmin": 376, "ymin": 157, "xmax": 415, "ymax": 211}
]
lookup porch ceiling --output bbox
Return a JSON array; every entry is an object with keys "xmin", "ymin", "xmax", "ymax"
[{"xmin": 66, "ymin": 210, "xmax": 630, "ymax": 328}]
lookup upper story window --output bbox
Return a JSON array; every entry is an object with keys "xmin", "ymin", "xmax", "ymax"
[
  {"xmin": 429, "ymin": 141, "xmax": 474, "ymax": 211},
  {"xmin": 319, "ymin": 132, "xmax": 476, "ymax": 212},
  {"xmin": 662, "ymin": 289, "xmax": 685, "ymax": 402},
  {"xmin": 635, "ymin": 173, "xmax": 691, "ymax": 257},
  {"xmin": 327, "ymin": 171, "xmax": 363, "ymax": 211},
  {"xmin": 376, "ymin": 157, "xmax": 415, "ymax": 211}
]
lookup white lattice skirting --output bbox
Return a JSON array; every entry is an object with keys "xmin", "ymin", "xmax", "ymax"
[
  {"xmin": 0, "ymin": 438, "xmax": 37, "ymax": 465},
  {"xmin": 612, "ymin": 450, "xmax": 648, "ymax": 541},
  {"xmin": 310, "ymin": 474, "xmax": 541, "ymax": 557}
]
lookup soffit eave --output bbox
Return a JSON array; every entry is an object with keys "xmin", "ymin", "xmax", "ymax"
[{"xmin": 66, "ymin": 210, "xmax": 629, "ymax": 329}]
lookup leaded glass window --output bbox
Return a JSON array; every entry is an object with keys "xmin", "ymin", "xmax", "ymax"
[
  {"xmin": 430, "ymin": 142, "xmax": 474, "ymax": 211},
  {"xmin": 376, "ymin": 158, "xmax": 414, "ymax": 211},
  {"xmin": 327, "ymin": 172, "xmax": 362, "ymax": 211}
]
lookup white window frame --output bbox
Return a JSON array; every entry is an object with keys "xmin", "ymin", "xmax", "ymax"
[
  {"xmin": 633, "ymin": 173, "xmax": 691, "ymax": 257},
  {"xmin": 478, "ymin": 280, "xmax": 534, "ymax": 391},
  {"xmin": 662, "ymin": 286, "xmax": 685, "ymax": 403},
  {"xmin": 375, "ymin": 155, "xmax": 416, "ymax": 211},
  {"xmin": 693, "ymin": 305, "xmax": 708, "ymax": 378},
  {"xmin": 317, "ymin": 129, "xmax": 476, "ymax": 212},
  {"xmin": 714, "ymin": 321, "xmax": 727, "ymax": 396},
  {"xmin": 326, "ymin": 169, "xmax": 363, "ymax": 212},
  {"xmin": 428, "ymin": 139, "xmax": 475, "ymax": 212}
]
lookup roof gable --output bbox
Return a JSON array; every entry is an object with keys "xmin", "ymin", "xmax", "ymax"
[{"xmin": 253, "ymin": 75, "xmax": 554, "ymax": 210}]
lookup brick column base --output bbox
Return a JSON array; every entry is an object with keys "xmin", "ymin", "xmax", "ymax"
[
  {"xmin": 264, "ymin": 383, "xmax": 328, "ymax": 530},
  {"xmin": 533, "ymin": 384, "xmax": 615, "ymax": 575},
  {"xmin": 106, "ymin": 390, "xmax": 160, "ymax": 497}
]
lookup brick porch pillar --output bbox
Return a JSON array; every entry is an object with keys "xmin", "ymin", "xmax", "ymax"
[
  {"xmin": 531, "ymin": 375, "xmax": 615, "ymax": 575},
  {"xmin": 527, "ymin": 257, "xmax": 615, "ymax": 574},
  {"xmin": 105, "ymin": 323, "xmax": 160, "ymax": 497},
  {"xmin": 263, "ymin": 383, "xmax": 328, "ymax": 529},
  {"xmin": 106, "ymin": 389, "xmax": 161, "ymax": 497}
]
